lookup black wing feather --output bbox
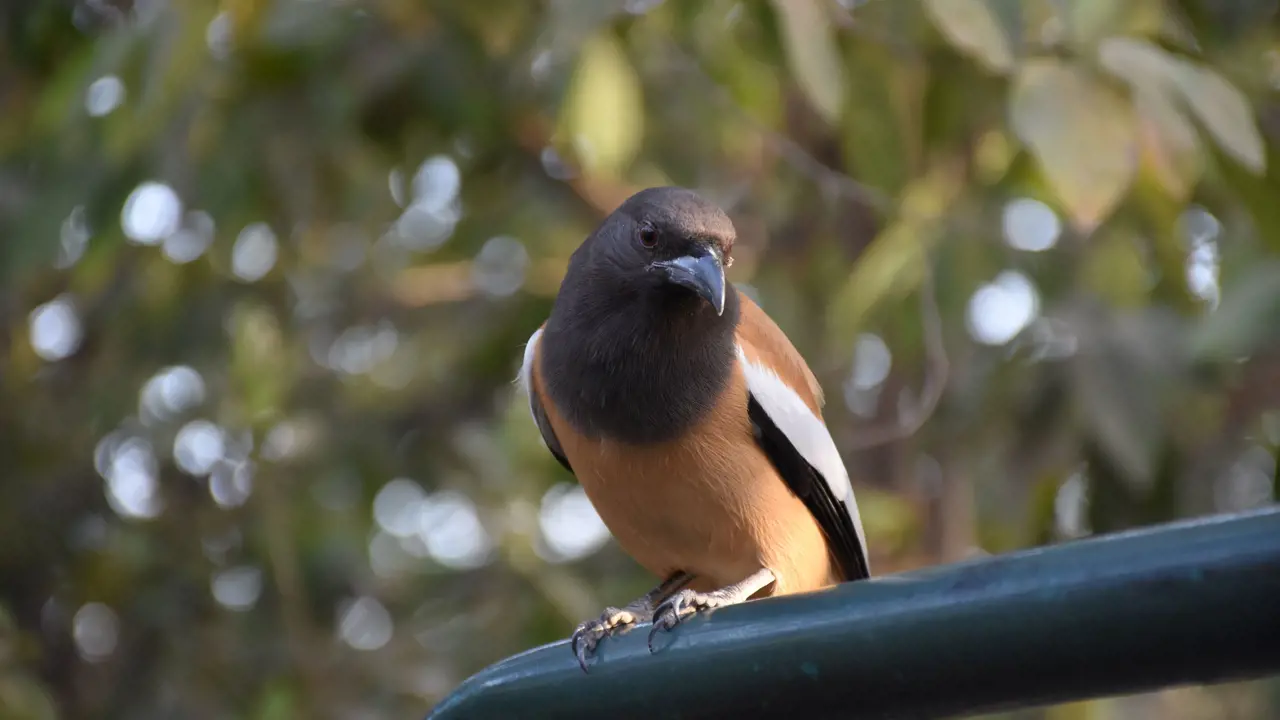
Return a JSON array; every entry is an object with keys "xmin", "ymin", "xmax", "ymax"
[
  {"xmin": 530, "ymin": 386, "xmax": 573, "ymax": 475},
  {"xmin": 748, "ymin": 394, "xmax": 870, "ymax": 582}
]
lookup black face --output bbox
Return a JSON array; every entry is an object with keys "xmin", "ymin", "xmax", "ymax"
[
  {"xmin": 598, "ymin": 187, "xmax": 736, "ymax": 316},
  {"xmin": 542, "ymin": 186, "xmax": 743, "ymax": 444}
]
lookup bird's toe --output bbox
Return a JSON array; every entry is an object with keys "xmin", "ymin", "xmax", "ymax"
[
  {"xmin": 570, "ymin": 606, "xmax": 638, "ymax": 672},
  {"xmin": 646, "ymin": 589, "xmax": 724, "ymax": 653}
]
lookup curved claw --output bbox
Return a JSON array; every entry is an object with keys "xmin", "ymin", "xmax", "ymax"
[
  {"xmin": 573, "ymin": 633, "xmax": 591, "ymax": 673},
  {"xmin": 569, "ymin": 626, "xmax": 589, "ymax": 673},
  {"xmin": 645, "ymin": 570, "xmax": 775, "ymax": 654},
  {"xmin": 647, "ymin": 589, "xmax": 696, "ymax": 653},
  {"xmin": 569, "ymin": 621, "xmax": 599, "ymax": 674},
  {"xmin": 568, "ymin": 607, "xmax": 636, "ymax": 673},
  {"xmin": 646, "ymin": 610, "xmax": 674, "ymax": 653}
]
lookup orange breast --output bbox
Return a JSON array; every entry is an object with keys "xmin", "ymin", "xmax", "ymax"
[{"xmin": 533, "ymin": 354, "xmax": 839, "ymax": 596}]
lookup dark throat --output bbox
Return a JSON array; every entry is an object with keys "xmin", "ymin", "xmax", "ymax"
[{"xmin": 542, "ymin": 282, "xmax": 741, "ymax": 445}]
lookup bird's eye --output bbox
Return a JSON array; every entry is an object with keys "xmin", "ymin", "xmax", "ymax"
[{"xmin": 638, "ymin": 224, "xmax": 658, "ymax": 249}]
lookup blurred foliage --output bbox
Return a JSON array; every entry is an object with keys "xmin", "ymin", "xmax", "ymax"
[{"xmin": 2, "ymin": 0, "xmax": 1279, "ymax": 717}]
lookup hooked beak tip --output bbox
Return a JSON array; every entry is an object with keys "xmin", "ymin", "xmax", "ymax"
[{"xmin": 652, "ymin": 252, "xmax": 726, "ymax": 316}]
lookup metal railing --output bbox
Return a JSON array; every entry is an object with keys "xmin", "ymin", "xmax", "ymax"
[{"xmin": 428, "ymin": 506, "xmax": 1280, "ymax": 719}]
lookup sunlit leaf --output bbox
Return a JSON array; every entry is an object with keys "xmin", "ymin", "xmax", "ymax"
[
  {"xmin": 1134, "ymin": 89, "xmax": 1203, "ymax": 200},
  {"xmin": 1059, "ymin": 0, "xmax": 1117, "ymax": 44},
  {"xmin": 923, "ymin": 0, "xmax": 1015, "ymax": 74},
  {"xmin": 1056, "ymin": 0, "xmax": 1164, "ymax": 46},
  {"xmin": 828, "ymin": 161, "xmax": 965, "ymax": 337},
  {"xmin": 1009, "ymin": 59, "xmax": 1137, "ymax": 232},
  {"xmin": 1167, "ymin": 63, "xmax": 1267, "ymax": 175},
  {"xmin": 771, "ymin": 0, "xmax": 844, "ymax": 125},
  {"xmin": 831, "ymin": 221, "xmax": 927, "ymax": 337},
  {"xmin": 1095, "ymin": 35, "xmax": 1203, "ymax": 196},
  {"xmin": 559, "ymin": 32, "xmax": 644, "ymax": 178},
  {"xmin": 1098, "ymin": 37, "xmax": 1266, "ymax": 176},
  {"xmin": 1096, "ymin": 36, "xmax": 1182, "ymax": 89},
  {"xmin": 1096, "ymin": 37, "xmax": 1202, "ymax": 200},
  {"xmin": 973, "ymin": 129, "xmax": 1015, "ymax": 184}
]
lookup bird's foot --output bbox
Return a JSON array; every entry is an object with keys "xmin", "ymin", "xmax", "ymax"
[
  {"xmin": 646, "ymin": 588, "xmax": 732, "ymax": 652},
  {"xmin": 567, "ymin": 571, "xmax": 695, "ymax": 672},
  {"xmin": 570, "ymin": 606, "xmax": 641, "ymax": 672},
  {"xmin": 645, "ymin": 568, "xmax": 776, "ymax": 652}
]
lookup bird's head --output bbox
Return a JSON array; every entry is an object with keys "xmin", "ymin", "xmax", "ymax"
[{"xmin": 592, "ymin": 187, "xmax": 736, "ymax": 316}]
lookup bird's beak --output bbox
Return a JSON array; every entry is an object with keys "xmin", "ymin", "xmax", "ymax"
[{"xmin": 651, "ymin": 249, "xmax": 726, "ymax": 316}]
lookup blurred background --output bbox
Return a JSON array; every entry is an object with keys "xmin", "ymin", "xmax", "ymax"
[{"xmin": 2, "ymin": 0, "xmax": 1280, "ymax": 717}]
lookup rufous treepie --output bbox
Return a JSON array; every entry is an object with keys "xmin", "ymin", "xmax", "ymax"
[{"xmin": 517, "ymin": 187, "xmax": 871, "ymax": 671}]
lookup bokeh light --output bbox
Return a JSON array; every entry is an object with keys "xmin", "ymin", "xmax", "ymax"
[
  {"xmin": 174, "ymin": 420, "xmax": 225, "ymax": 476},
  {"xmin": 472, "ymin": 236, "xmax": 529, "ymax": 298},
  {"xmin": 56, "ymin": 205, "xmax": 91, "ymax": 269},
  {"xmin": 844, "ymin": 333, "xmax": 892, "ymax": 417},
  {"xmin": 212, "ymin": 566, "xmax": 264, "ymax": 611},
  {"xmin": 72, "ymin": 603, "xmax": 119, "ymax": 663},
  {"xmin": 121, "ymin": 182, "xmax": 181, "ymax": 245},
  {"xmin": 232, "ymin": 223, "xmax": 278, "ymax": 282},
  {"xmin": 967, "ymin": 271, "xmax": 1041, "ymax": 346},
  {"xmin": 140, "ymin": 365, "xmax": 206, "ymax": 424},
  {"xmin": 418, "ymin": 491, "xmax": 492, "ymax": 570},
  {"xmin": 1002, "ymin": 198, "xmax": 1061, "ymax": 252},
  {"xmin": 28, "ymin": 295, "xmax": 82, "ymax": 361},
  {"xmin": 212, "ymin": 465, "xmax": 252, "ymax": 508},
  {"xmin": 537, "ymin": 483, "xmax": 611, "ymax": 562},
  {"xmin": 338, "ymin": 596, "xmax": 394, "ymax": 651},
  {"xmin": 85, "ymin": 75, "xmax": 125, "ymax": 117},
  {"xmin": 163, "ymin": 210, "xmax": 216, "ymax": 264},
  {"xmin": 101, "ymin": 435, "xmax": 163, "ymax": 520},
  {"xmin": 1181, "ymin": 206, "xmax": 1222, "ymax": 307}
]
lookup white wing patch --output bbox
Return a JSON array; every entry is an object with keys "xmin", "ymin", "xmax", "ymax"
[
  {"xmin": 736, "ymin": 344, "xmax": 869, "ymax": 562},
  {"xmin": 518, "ymin": 328, "xmax": 543, "ymax": 425}
]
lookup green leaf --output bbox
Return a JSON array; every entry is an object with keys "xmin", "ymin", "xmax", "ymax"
[
  {"xmin": 229, "ymin": 303, "xmax": 290, "ymax": 427},
  {"xmin": 1055, "ymin": 0, "xmax": 1164, "ymax": 46},
  {"xmin": 1190, "ymin": 260, "xmax": 1280, "ymax": 361},
  {"xmin": 1096, "ymin": 36, "xmax": 1182, "ymax": 89},
  {"xmin": 830, "ymin": 220, "xmax": 928, "ymax": 337},
  {"xmin": 1058, "ymin": 0, "xmax": 1117, "ymax": 44},
  {"xmin": 559, "ymin": 32, "xmax": 644, "ymax": 178},
  {"xmin": 771, "ymin": 0, "xmax": 844, "ymax": 125},
  {"xmin": 1071, "ymin": 307, "xmax": 1184, "ymax": 490},
  {"xmin": 254, "ymin": 681, "xmax": 297, "ymax": 720},
  {"xmin": 923, "ymin": 0, "xmax": 1015, "ymax": 74},
  {"xmin": 1134, "ymin": 87, "xmax": 1203, "ymax": 201},
  {"xmin": 1081, "ymin": 232, "xmax": 1150, "ymax": 308},
  {"xmin": 840, "ymin": 43, "xmax": 917, "ymax": 195},
  {"xmin": 1009, "ymin": 59, "xmax": 1137, "ymax": 232},
  {"xmin": 828, "ymin": 161, "xmax": 964, "ymax": 337},
  {"xmin": 1097, "ymin": 37, "xmax": 1266, "ymax": 176},
  {"xmin": 1096, "ymin": 39, "xmax": 1203, "ymax": 201},
  {"xmin": 985, "ymin": 0, "xmax": 1025, "ymax": 52},
  {"xmin": 1167, "ymin": 63, "xmax": 1267, "ymax": 175}
]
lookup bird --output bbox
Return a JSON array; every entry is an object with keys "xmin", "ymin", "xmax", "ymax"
[{"xmin": 516, "ymin": 186, "xmax": 871, "ymax": 672}]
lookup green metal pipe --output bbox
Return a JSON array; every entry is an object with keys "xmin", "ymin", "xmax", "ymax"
[{"xmin": 428, "ymin": 507, "xmax": 1280, "ymax": 719}]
